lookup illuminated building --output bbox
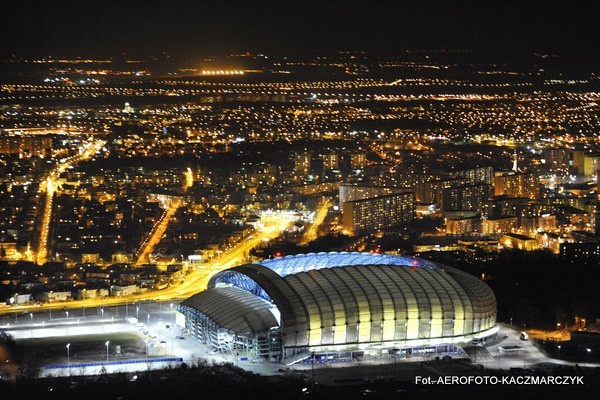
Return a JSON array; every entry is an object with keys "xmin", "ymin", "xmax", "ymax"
[
  {"xmin": 560, "ymin": 242, "xmax": 600, "ymax": 264},
  {"xmin": 482, "ymin": 217, "xmax": 517, "ymax": 235},
  {"xmin": 455, "ymin": 166, "xmax": 493, "ymax": 185},
  {"xmin": 342, "ymin": 192, "xmax": 414, "ymax": 234},
  {"xmin": 321, "ymin": 152, "xmax": 339, "ymax": 171},
  {"xmin": 0, "ymin": 135, "xmax": 53, "ymax": 157},
  {"xmin": 178, "ymin": 253, "xmax": 497, "ymax": 363},
  {"xmin": 339, "ymin": 183, "xmax": 406, "ymax": 204},
  {"xmin": 579, "ymin": 154, "xmax": 600, "ymax": 177},
  {"xmin": 349, "ymin": 152, "xmax": 367, "ymax": 170},
  {"xmin": 441, "ymin": 184, "xmax": 491, "ymax": 213},
  {"xmin": 293, "ymin": 151, "xmax": 311, "ymax": 174},
  {"xmin": 499, "ymin": 233, "xmax": 539, "ymax": 251},
  {"xmin": 493, "ymin": 172, "xmax": 539, "ymax": 199},
  {"xmin": 542, "ymin": 148, "xmax": 570, "ymax": 172},
  {"xmin": 445, "ymin": 216, "xmax": 481, "ymax": 235}
]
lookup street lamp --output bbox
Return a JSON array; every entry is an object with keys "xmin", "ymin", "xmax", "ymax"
[
  {"xmin": 587, "ymin": 348, "xmax": 591, "ymax": 363},
  {"xmin": 557, "ymin": 345, "xmax": 561, "ymax": 359},
  {"xmin": 105, "ymin": 341, "xmax": 110, "ymax": 361},
  {"xmin": 391, "ymin": 348, "xmax": 399, "ymax": 379},
  {"xmin": 65, "ymin": 311, "xmax": 69, "ymax": 319},
  {"xmin": 66, "ymin": 343, "xmax": 70, "ymax": 365},
  {"xmin": 311, "ymin": 352, "xmax": 316, "ymax": 389},
  {"xmin": 170, "ymin": 303, "xmax": 174, "ymax": 325},
  {"xmin": 136, "ymin": 306, "xmax": 139, "ymax": 321},
  {"xmin": 100, "ymin": 308, "xmax": 104, "ymax": 318},
  {"xmin": 30, "ymin": 313, "xmax": 33, "ymax": 322}
]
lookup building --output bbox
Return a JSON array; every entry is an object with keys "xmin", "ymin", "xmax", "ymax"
[
  {"xmin": 445, "ymin": 216, "xmax": 482, "ymax": 235},
  {"xmin": 560, "ymin": 242, "xmax": 600, "ymax": 264},
  {"xmin": 110, "ymin": 284, "xmax": 139, "ymax": 297},
  {"xmin": 0, "ymin": 135, "xmax": 53, "ymax": 156},
  {"xmin": 482, "ymin": 217, "xmax": 518, "ymax": 235},
  {"xmin": 499, "ymin": 233, "xmax": 539, "ymax": 251},
  {"xmin": 177, "ymin": 252, "xmax": 497, "ymax": 364},
  {"xmin": 493, "ymin": 172, "xmax": 539, "ymax": 199},
  {"xmin": 455, "ymin": 165, "xmax": 493, "ymax": 185},
  {"xmin": 293, "ymin": 151, "xmax": 311, "ymax": 174},
  {"xmin": 578, "ymin": 154, "xmax": 600, "ymax": 177},
  {"xmin": 321, "ymin": 152, "xmax": 339, "ymax": 171},
  {"xmin": 349, "ymin": 152, "xmax": 367, "ymax": 170},
  {"xmin": 542, "ymin": 148, "xmax": 570, "ymax": 172},
  {"xmin": 36, "ymin": 291, "xmax": 72, "ymax": 303},
  {"xmin": 441, "ymin": 184, "xmax": 491, "ymax": 213},
  {"xmin": 339, "ymin": 183, "xmax": 406, "ymax": 204},
  {"xmin": 111, "ymin": 251, "xmax": 133, "ymax": 264},
  {"xmin": 342, "ymin": 192, "xmax": 414, "ymax": 234}
]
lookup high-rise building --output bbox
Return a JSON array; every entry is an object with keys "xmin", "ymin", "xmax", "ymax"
[
  {"xmin": 542, "ymin": 148, "xmax": 570, "ymax": 171},
  {"xmin": 293, "ymin": 151, "xmax": 311, "ymax": 174},
  {"xmin": 482, "ymin": 217, "xmax": 518, "ymax": 235},
  {"xmin": 342, "ymin": 192, "xmax": 414, "ymax": 234},
  {"xmin": 455, "ymin": 166, "xmax": 494, "ymax": 185},
  {"xmin": 493, "ymin": 172, "xmax": 539, "ymax": 199},
  {"xmin": 321, "ymin": 152, "xmax": 339, "ymax": 171},
  {"xmin": 349, "ymin": 152, "xmax": 367, "ymax": 170},
  {"xmin": 339, "ymin": 183, "xmax": 407, "ymax": 204},
  {"xmin": 0, "ymin": 136, "xmax": 53, "ymax": 156},
  {"xmin": 441, "ymin": 184, "xmax": 491, "ymax": 212},
  {"xmin": 580, "ymin": 154, "xmax": 600, "ymax": 177}
]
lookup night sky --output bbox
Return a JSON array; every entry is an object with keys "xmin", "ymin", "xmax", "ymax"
[{"xmin": 1, "ymin": 0, "xmax": 599, "ymax": 58}]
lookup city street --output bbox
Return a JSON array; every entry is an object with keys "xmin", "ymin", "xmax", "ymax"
[{"xmin": 0, "ymin": 210, "xmax": 294, "ymax": 317}]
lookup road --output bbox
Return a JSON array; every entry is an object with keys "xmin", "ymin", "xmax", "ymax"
[
  {"xmin": 135, "ymin": 197, "xmax": 182, "ymax": 266},
  {"xmin": 299, "ymin": 196, "xmax": 332, "ymax": 245},
  {"xmin": 0, "ymin": 210, "xmax": 294, "ymax": 316},
  {"xmin": 35, "ymin": 138, "xmax": 106, "ymax": 264}
]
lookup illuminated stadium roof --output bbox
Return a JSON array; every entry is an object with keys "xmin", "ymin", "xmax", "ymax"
[
  {"xmin": 257, "ymin": 252, "xmax": 442, "ymax": 276},
  {"xmin": 180, "ymin": 252, "xmax": 497, "ymax": 353}
]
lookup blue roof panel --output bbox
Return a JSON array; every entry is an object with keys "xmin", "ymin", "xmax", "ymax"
[{"xmin": 257, "ymin": 252, "xmax": 441, "ymax": 277}]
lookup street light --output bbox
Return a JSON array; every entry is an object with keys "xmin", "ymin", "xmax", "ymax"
[
  {"xmin": 557, "ymin": 345, "xmax": 561, "ymax": 358},
  {"xmin": 136, "ymin": 306, "xmax": 139, "ymax": 321},
  {"xmin": 66, "ymin": 343, "xmax": 70, "ymax": 365},
  {"xmin": 391, "ymin": 348, "xmax": 399, "ymax": 378},
  {"xmin": 65, "ymin": 311, "xmax": 69, "ymax": 319},
  {"xmin": 105, "ymin": 341, "xmax": 110, "ymax": 361},
  {"xmin": 170, "ymin": 303, "xmax": 174, "ymax": 325},
  {"xmin": 587, "ymin": 348, "xmax": 591, "ymax": 363},
  {"xmin": 311, "ymin": 352, "xmax": 316, "ymax": 389},
  {"xmin": 100, "ymin": 308, "xmax": 104, "ymax": 318},
  {"xmin": 30, "ymin": 313, "xmax": 33, "ymax": 322}
]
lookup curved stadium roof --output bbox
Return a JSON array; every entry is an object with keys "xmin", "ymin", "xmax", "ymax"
[{"xmin": 182, "ymin": 252, "xmax": 496, "ymax": 349}]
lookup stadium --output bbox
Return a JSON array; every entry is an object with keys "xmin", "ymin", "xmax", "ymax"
[{"xmin": 177, "ymin": 252, "xmax": 497, "ymax": 364}]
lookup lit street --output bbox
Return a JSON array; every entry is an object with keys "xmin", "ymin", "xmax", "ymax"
[{"xmin": 0, "ymin": 210, "xmax": 294, "ymax": 316}]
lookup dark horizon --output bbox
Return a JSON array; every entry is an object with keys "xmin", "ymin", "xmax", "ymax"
[{"xmin": 2, "ymin": 1, "xmax": 600, "ymax": 59}]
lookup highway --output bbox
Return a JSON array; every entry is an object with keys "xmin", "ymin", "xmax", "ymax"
[{"xmin": 0, "ymin": 210, "xmax": 294, "ymax": 316}]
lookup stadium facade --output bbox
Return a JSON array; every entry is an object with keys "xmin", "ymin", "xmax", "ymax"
[{"xmin": 177, "ymin": 252, "xmax": 497, "ymax": 364}]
